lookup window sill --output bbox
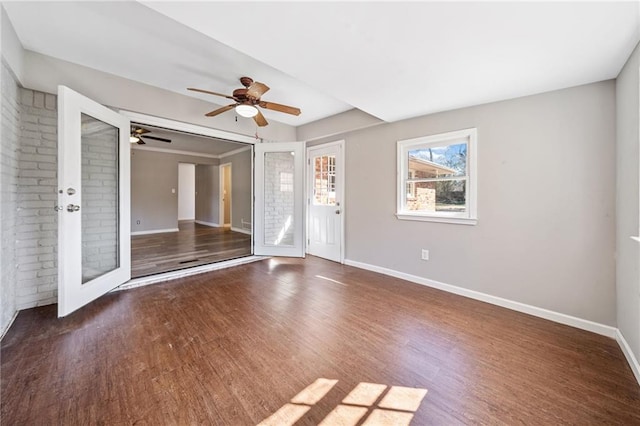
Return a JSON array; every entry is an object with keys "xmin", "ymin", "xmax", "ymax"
[{"xmin": 396, "ymin": 213, "xmax": 478, "ymax": 225}]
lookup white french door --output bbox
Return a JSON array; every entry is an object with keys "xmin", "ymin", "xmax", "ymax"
[
  {"xmin": 57, "ymin": 86, "xmax": 131, "ymax": 317},
  {"xmin": 306, "ymin": 141, "xmax": 344, "ymax": 263},
  {"xmin": 254, "ymin": 142, "xmax": 305, "ymax": 257}
]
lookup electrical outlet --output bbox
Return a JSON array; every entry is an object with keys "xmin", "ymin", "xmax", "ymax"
[
  {"xmin": 136, "ymin": 220, "xmax": 141, "ymax": 225},
  {"xmin": 421, "ymin": 249, "xmax": 429, "ymax": 261}
]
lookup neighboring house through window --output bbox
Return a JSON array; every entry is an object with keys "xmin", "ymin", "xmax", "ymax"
[{"xmin": 397, "ymin": 128, "xmax": 477, "ymax": 225}]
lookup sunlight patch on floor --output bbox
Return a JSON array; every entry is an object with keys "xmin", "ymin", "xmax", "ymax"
[
  {"xmin": 257, "ymin": 403, "xmax": 311, "ymax": 426},
  {"xmin": 315, "ymin": 275, "xmax": 348, "ymax": 286},
  {"xmin": 257, "ymin": 378, "xmax": 428, "ymax": 426},
  {"xmin": 342, "ymin": 382, "xmax": 387, "ymax": 406},
  {"xmin": 290, "ymin": 378, "xmax": 339, "ymax": 405}
]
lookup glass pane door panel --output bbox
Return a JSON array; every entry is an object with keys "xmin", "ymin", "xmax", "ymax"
[
  {"xmin": 81, "ymin": 113, "xmax": 119, "ymax": 283},
  {"xmin": 263, "ymin": 151, "xmax": 295, "ymax": 246},
  {"xmin": 313, "ymin": 154, "xmax": 336, "ymax": 206}
]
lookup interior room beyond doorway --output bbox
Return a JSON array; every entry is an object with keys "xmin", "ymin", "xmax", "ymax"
[{"xmin": 129, "ymin": 124, "xmax": 253, "ymax": 278}]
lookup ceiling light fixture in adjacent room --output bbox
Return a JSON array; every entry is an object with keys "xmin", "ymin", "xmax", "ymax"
[
  {"xmin": 130, "ymin": 136, "xmax": 140, "ymax": 143},
  {"xmin": 235, "ymin": 104, "xmax": 259, "ymax": 118}
]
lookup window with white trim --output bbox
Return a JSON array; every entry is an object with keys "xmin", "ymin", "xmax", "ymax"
[{"xmin": 397, "ymin": 128, "xmax": 477, "ymax": 225}]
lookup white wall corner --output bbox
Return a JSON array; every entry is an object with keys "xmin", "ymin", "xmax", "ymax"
[
  {"xmin": 1, "ymin": 6, "xmax": 25, "ymax": 85},
  {"xmin": 616, "ymin": 329, "xmax": 640, "ymax": 386},
  {"xmin": 343, "ymin": 259, "xmax": 618, "ymax": 338},
  {"xmin": 194, "ymin": 220, "xmax": 219, "ymax": 228}
]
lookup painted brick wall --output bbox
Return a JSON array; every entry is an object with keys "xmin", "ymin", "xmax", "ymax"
[
  {"xmin": 16, "ymin": 88, "xmax": 58, "ymax": 309},
  {"xmin": 263, "ymin": 152, "xmax": 295, "ymax": 246},
  {"xmin": 1, "ymin": 62, "xmax": 20, "ymax": 332}
]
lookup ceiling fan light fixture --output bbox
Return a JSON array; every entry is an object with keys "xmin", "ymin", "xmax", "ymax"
[
  {"xmin": 235, "ymin": 104, "xmax": 258, "ymax": 118},
  {"xmin": 129, "ymin": 135, "xmax": 140, "ymax": 143}
]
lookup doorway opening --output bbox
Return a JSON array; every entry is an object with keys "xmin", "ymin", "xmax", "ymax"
[
  {"xmin": 129, "ymin": 123, "xmax": 253, "ymax": 278},
  {"xmin": 178, "ymin": 163, "xmax": 196, "ymax": 221},
  {"xmin": 220, "ymin": 163, "xmax": 232, "ymax": 227}
]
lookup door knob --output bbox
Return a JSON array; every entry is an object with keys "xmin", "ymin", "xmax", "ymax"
[
  {"xmin": 335, "ymin": 210, "xmax": 341, "ymax": 215},
  {"xmin": 67, "ymin": 204, "xmax": 80, "ymax": 212}
]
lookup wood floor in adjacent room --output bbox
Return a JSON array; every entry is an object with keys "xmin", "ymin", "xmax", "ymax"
[
  {"xmin": 2, "ymin": 256, "xmax": 639, "ymax": 425},
  {"xmin": 131, "ymin": 221, "xmax": 252, "ymax": 278}
]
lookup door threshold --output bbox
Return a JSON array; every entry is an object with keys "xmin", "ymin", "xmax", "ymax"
[{"xmin": 115, "ymin": 255, "xmax": 267, "ymax": 292}]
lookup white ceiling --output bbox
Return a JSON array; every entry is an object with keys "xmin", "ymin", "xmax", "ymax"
[{"xmin": 5, "ymin": 1, "xmax": 640, "ymax": 127}]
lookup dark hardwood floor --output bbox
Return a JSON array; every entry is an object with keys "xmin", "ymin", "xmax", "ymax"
[
  {"xmin": 2, "ymin": 256, "xmax": 639, "ymax": 424},
  {"xmin": 131, "ymin": 221, "xmax": 252, "ymax": 278}
]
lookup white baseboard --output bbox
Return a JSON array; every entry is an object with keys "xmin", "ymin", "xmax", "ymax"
[
  {"xmin": 231, "ymin": 226, "xmax": 252, "ymax": 235},
  {"xmin": 344, "ymin": 259, "xmax": 617, "ymax": 338},
  {"xmin": 117, "ymin": 255, "xmax": 265, "ymax": 291},
  {"xmin": 195, "ymin": 220, "xmax": 219, "ymax": 228},
  {"xmin": 131, "ymin": 228, "xmax": 179, "ymax": 236},
  {"xmin": 616, "ymin": 329, "xmax": 640, "ymax": 386}
]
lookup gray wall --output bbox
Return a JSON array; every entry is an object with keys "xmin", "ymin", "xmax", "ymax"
[
  {"xmin": 131, "ymin": 149, "xmax": 218, "ymax": 233},
  {"xmin": 223, "ymin": 148, "xmax": 252, "ymax": 231},
  {"xmin": 195, "ymin": 164, "xmax": 219, "ymax": 225},
  {"xmin": 311, "ymin": 81, "xmax": 617, "ymax": 326},
  {"xmin": 616, "ymin": 41, "xmax": 640, "ymax": 367}
]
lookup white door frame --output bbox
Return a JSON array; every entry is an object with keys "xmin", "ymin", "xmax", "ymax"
[
  {"xmin": 219, "ymin": 162, "xmax": 232, "ymax": 227},
  {"xmin": 119, "ymin": 111, "xmax": 257, "ymax": 145},
  {"xmin": 305, "ymin": 140, "xmax": 345, "ymax": 263}
]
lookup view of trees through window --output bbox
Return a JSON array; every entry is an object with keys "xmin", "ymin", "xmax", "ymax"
[{"xmin": 407, "ymin": 142, "xmax": 467, "ymax": 212}]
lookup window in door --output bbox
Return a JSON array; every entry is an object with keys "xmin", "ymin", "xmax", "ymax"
[
  {"xmin": 80, "ymin": 113, "xmax": 121, "ymax": 283},
  {"xmin": 264, "ymin": 152, "xmax": 296, "ymax": 247},
  {"xmin": 313, "ymin": 155, "xmax": 336, "ymax": 206}
]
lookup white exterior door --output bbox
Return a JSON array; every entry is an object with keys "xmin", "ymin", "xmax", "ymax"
[
  {"xmin": 306, "ymin": 141, "xmax": 344, "ymax": 263},
  {"xmin": 57, "ymin": 86, "xmax": 131, "ymax": 317},
  {"xmin": 254, "ymin": 142, "xmax": 305, "ymax": 257}
]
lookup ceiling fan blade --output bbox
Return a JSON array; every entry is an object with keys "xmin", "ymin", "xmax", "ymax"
[
  {"xmin": 259, "ymin": 101, "xmax": 301, "ymax": 116},
  {"xmin": 187, "ymin": 87, "xmax": 237, "ymax": 101},
  {"xmin": 246, "ymin": 81, "xmax": 270, "ymax": 99},
  {"xmin": 136, "ymin": 139, "xmax": 145, "ymax": 145},
  {"xmin": 205, "ymin": 104, "xmax": 236, "ymax": 117},
  {"xmin": 132, "ymin": 126, "xmax": 150, "ymax": 136},
  {"xmin": 254, "ymin": 110, "xmax": 268, "ymax": 127},
  {"xmin": 140, "ymin": 135, "xmax": 171, "ymax": 143}
]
